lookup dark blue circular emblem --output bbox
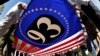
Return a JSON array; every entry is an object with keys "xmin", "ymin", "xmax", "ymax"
[{"xmin": 17, "ymin": 8, "xmax": 69, "ymax": 48}]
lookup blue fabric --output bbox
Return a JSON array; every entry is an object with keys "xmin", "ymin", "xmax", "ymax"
[{"xmin": 14, "ymin": 0, "xmax": 82, "ymax": 48}]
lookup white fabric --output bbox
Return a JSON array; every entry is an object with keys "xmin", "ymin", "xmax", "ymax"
[
  {"xmin": 14, "ymin": 50, "xmax": 17, "ymax": 56},
  {"xmin": 3, "ymin": 44, "xmax": 7, "ymax": 55},
  {"xmin": 67, "ymin": 0, "xmax": 90, "ymax": 9},
  {"xmin": 80, "ymin": 0, "xmax": 90, "ymax": 5},
  {"xmin": 76, "ymin": 0, "xmax": 90, "ymax": 9},
  {"xmin": 90, "ymin": 0, "xmax": 100, "ymax": 14},
  {"xmin": 67, "ymin": 0, "xmax": 77, "ymax": 5}
]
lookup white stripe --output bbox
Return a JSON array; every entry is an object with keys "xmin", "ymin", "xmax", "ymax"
[
  {"xmin": 51, "ymin": 41, "xmax": 84, "ymax": 54},
  {"xmin": 14, "ymin": 50, "xmax": 17, "ymax": 56},
  {"xmin": 23, "ymin": 53, "xmax": 25, "ymax": 56},
  {"xmin": 3, "ymin": 44, "xmax": 7, "ymax": 55},
  {"xmin": 18, "ymin": 51, "xmax": 20, "ymax": 56},
  {"xmin": 33, "ymin": 30, "xmax": 83, "ymax": 54},
  {"xmin": 38, "ymin": 36, "xmax": 84, "ymax": 55},
  {"xmin": 38, "ymin": 40, "xmax": 84, "ymax": 55},
  {"xmin": 11, "ymin": 52, "xmax": 13, "ymax": 56},
  {"xmin": 16, "ymin": 39, "xmax": 22, "ymax": 50}
]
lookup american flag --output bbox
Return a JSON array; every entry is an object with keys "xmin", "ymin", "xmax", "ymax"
[
  {"xmin": 13, "ymin": 30, "xmax": 84, "ymax": 56},
  {"xmin": 13, "ymin": 0, "xmax": 85, "ymax": 56}
]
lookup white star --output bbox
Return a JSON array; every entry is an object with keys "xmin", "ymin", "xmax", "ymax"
[
  {"xmin": 54, "ymin": 10, "xmax": 57, "ymax": 13},
  {"xmin": 23, "ymin": 15, "xmax": 25, "ymax": 18},
  {"xmin": 25, "ymin": 13, "xmax": 27, "ymax": 15},
  {"xmin": 20, "ymin": 19, "xmax": 22, "ymax": 22},
  {"xmin": 44, "ymin": 8, "xmax": 48, "ymax": 10},
  {"xmin": 65, "ymin": 20, "xmax": 67, "ymax": 22},
  {"xmin": 63, "ymin": 17, "xmax": 66, "ymax": 20},
  {"xmin": 58, "ymin": 12, "xmax": 61, "ymax": 15},
  {"xmin": 61, "ymin": 15, "xmax": 64, "ymax": 17},
  {"xmin": 66, "ymin": 22, "xmax": 69, "ymax": 25},
  {"xmin": 35, "ymin": 8, "xmax": 38, "ymax": 11},
  {"xmin": 40, "ymin": 8, "xmax": 43, "ymax": 11},
  {"xmin": 31, "ymin": 9, "xmax": 34, "ymax": 12},
  {"xmin": 28, "ymin": 11, "xmax": 30, "ymax": 13},
  {"xmin": 49, "ymin": 8, "xmax": 53, "ymax": 11}
]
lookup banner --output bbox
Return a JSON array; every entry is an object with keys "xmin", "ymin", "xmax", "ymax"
[{"xmin": 14, "ymin": 0, "xmax": 84, "ymax": 55}]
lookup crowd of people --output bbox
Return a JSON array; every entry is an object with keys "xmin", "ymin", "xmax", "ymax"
[
  {"xmin": 0, "ymin": 0, "xmax": 100, "ymax": 56},
  {"xmin": 0, "ymin": 3, "xmax": 28, "ymax": 56}
]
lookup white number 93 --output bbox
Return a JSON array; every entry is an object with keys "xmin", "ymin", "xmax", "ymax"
[{"xmin": 27, "ymin": 17, "xmax": 61, "ymax": 43}]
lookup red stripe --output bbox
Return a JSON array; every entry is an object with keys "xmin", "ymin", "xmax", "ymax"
[
  {"xmin": 55, "ymin": 39, "xmax": 84, "ymax": 53},
  {"xmin": 38, "ymin": 38, "xmax": 85, "ymax": 55},
  {"xmin": 28, "ymin": 47, "xmax": 42, "ymax": 53},
  {"xmin": 18, "ymin": 41, "xmax": 26, "ymax": 50},
  {"xmin": 25, "ymin": 46, "xmax": 35, "ymax": 52},
  {"xmin": 31, "ymin": 48, "xmax": 42, "ymax": 53},
  {"xmin": 44, "ymin": 38, "xmax": 85, "ymax": 55},
  {"xmin": 13, "ymin": 36, "xmax": 42, "ymax": 53},
  {"xmin": 35, "ymin": 33, "xmax": 84, "ymax": 54},
  {"xmin": 13, "ymin": 36, "xmax": 18, "ymax": 48}
]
